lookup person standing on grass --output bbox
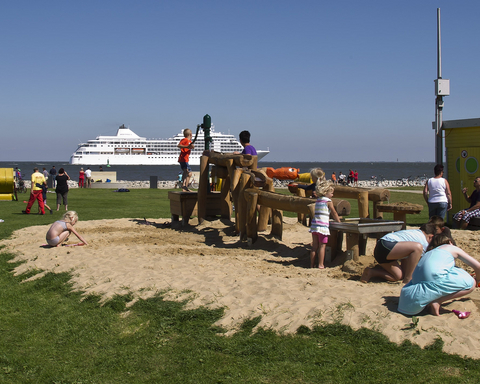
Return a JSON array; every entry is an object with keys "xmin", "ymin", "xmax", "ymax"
[
  {"xmin": 331, "ymin": 171, "xmax": 337, "ymax": 185},
  {"xmin": 85, "ymin": 167, "xmax": 92, "ymax": 188},
  {"xmin": 360, "ymin": 223, "xmax": 437, "ymax": 284},
  {"xmin": 36, "ymin": 181, "xmax": 53, "ymax": 214},
  {"xmin": 423, "ymin": 164, "xmax": 452, "ymax": 220},
  {"xmin": 79, "ymin": 168, "xmax": 85, "ymax": 188},
  {"xmin": 177, "ymin": 128, "xmax": 194, "ymax": 191},
  {"xmin": 55, "ymin": 168, "xmax": 70, "ymax": 211},
  {"xmin": 452, "ymin": 177, "xmax": 480, "ymax": 230},
  {"xmin": 49, "ymin": 165, "xmax": 57, "ymax": 187},
  {"xmin": 309, "ymin": 180, "xmax": 341, "ymax": 269},
  {"xmin": 23, "ymin": 167, "xmax": 46, "ymax": 215}
]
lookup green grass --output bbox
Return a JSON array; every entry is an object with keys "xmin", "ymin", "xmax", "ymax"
[
  {"xmin": 1, "ymin": 187, "xmax": 477, "ymax": 383},
  {"xmin": 1, "ymin": 188, "xmax": 172, "ymax": 240}
]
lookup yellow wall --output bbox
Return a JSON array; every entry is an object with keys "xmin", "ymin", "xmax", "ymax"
[{"xmin": 445, "ymin": 126, "xmax": 480, "ymax": 222}]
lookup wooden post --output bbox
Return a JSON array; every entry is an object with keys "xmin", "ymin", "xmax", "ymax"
[
  {"xmin": 373, "ymin": 201, "xmax": 383, "ymax": 219},
  {"xmin": 197, "ymin": 155, "xmax": 209, "ymax": 223},
  {"xmin": 245, "ymin": 190, "xmax": 259, "ymax": 244},
  {"xmin": 358, "ymin": 191, "xmax": 369, "ymax": 218},
  {"xmin": 346, "ymin": 232, "xmax": 360, "ymax": 261},
  {"xmin": 236, "ymin": 172, "xmax": 251, "ymax": 240},
  {"xmin": 271, "ymin": 209, "xmax": 283, "ymax": 240},
  {"xmin": 327, "ymin": 230, "xmax": 339, "ymax": 259},
  {"xmin": 295, "ymin": 188, "xmax": 307, "ymax": 225},
  {"xmin": 211, "ymin": 165, "xmax": 232, "ymax": 219},
  {"xmin": 220, "ymin": 177, "xmax": 232, "ymax": 219},
  {"xmin": 257, "ymin": 178, "xmax": 274, "ymax": 232}
]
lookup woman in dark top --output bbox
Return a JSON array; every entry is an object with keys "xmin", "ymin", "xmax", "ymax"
[{"xmin": 55, "ymin": 168, "xmax": 70, "ymax": 211}]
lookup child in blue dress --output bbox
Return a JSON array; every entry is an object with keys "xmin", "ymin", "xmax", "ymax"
[
  {"xmin": 309, "ymin": 181, "xmax": 341, "ymax": 268},
  {"xmin": 398, "ymin": 233, "xmax": 480, "ymax": 316}
]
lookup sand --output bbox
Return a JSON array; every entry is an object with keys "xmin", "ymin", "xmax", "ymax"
[{"xmin": 2, "ymin": 217, "xmax": 480, "ymax": 359}]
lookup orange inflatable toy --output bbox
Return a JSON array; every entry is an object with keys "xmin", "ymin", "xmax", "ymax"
[{"xmin": 266, "ymin": 167, "xmax": 300, "ymax": 180}]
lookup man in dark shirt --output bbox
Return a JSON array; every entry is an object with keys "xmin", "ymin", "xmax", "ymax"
[
  {"xmin": 49, "ymin": 166, "xmax": 57, "ymax": 187},
  {"xmin": 453, "ymin": 177, "xmax": 480, "ymax": 229}
]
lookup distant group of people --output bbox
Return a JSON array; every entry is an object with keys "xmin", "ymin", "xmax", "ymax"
[
  {"xmin": 330, "ymin": 169, "xmax": 358, "ymax": 186},
  {"xmin": 423, "ymin": 163, "xmax": 480, "ymax": 230},
  {"xmin": 22, "ymin": 167, "xmax": 72, "ymax": 215},
  {"xmin": 22, "ymin": 163, "xmax": 100, "ymax": 215},
  {"xmin": 78, "ymin": 167, "xmax": 92, "ymax": 188}
]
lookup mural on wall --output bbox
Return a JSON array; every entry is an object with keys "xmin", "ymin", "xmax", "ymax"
[{"xmin": 449, "ymin": 147, "xmax": 480, "ymax": 222}]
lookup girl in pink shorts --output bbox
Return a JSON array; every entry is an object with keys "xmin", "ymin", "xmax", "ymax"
[{"xmin": 309, "ymin": 181, "xmax": 341, "ymax": 268}]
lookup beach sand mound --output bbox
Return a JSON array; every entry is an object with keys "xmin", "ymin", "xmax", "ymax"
[{"xmin": 2, "ymin": 218, "xmax": 480, "ymax": 359}]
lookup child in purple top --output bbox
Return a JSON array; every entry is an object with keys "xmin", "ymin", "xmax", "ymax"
[{"xmin": 239, "ymin": 130, "xmax": 257, "ymax": 156}]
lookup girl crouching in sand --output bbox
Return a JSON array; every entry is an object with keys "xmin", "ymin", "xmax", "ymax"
[
  {"xmin": 309, "ymin": 181, "xmax": 341, "ymax": 268},
  {"xmin": 46, "ymin": 211, "xmax": 88, "ymax": 247},
  {"xmin": 360, "ymin": 223, "xmax": 437, "ymax": 284},
  {"xmin": 398, "ymin": 233, "xmax": 480, "ymax": 316}
]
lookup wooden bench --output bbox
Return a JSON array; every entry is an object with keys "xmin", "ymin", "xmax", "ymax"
[
  {"xmin": 376, "ymin": 202, "xmax": 423, "ymax": 230},
  {"xmin": 327, "ymin": 218, "xmax": 404, "ymax": 262}
]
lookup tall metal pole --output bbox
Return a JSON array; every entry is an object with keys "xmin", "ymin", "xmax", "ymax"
[{"xmin": 435, "ymin": 8, "xmax": 444, "ymax": 165}]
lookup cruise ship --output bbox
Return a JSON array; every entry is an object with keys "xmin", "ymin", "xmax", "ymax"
[{"xmin": 69, "ymin": 125, "xmax": 269, "ymax": 166}]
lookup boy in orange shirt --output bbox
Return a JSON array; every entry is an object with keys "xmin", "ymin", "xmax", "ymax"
[{"xmin": 177, "ymin": 129, "xmax": 194, "ymax": 191}]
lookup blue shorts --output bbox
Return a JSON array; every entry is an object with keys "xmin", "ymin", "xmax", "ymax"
[
  {"xmin": 179, "ymin": 162, "xmax": 191, "ymax": 172},
  {"xmin": 374, "ymin": 239, "xmax": 397, "ymax": 264}
]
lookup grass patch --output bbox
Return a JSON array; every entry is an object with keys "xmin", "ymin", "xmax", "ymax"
[
  {"xmin": 1, "ymin": 187, "xmax": 477, "ymax": 382},
  {"xmin": 1, "ymin": 251, "xmax": 480, "ymax": 383}
]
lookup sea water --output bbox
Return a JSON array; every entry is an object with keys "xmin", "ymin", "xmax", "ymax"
[{"xmin": 1, "ymin": 161, "xmax": 435, "ymax": 182}]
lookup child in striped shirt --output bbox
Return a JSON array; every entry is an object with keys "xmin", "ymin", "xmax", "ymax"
[{"xmin": 309, "ymin": 181, "xmax": 341, "ymax": 268}]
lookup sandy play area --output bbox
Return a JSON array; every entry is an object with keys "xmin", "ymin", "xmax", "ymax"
[{"xmin": 2, "ymin": 217, "xmax": 480, "ymax": 359}]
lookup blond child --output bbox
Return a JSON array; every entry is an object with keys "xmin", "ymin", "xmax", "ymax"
[
  {"xmin": 46, "ymin": 211, "xmax": 88, "ymax": 247},
  {"xmin": 177, "ymin": 128, "xmax": 194, "ymax": 191},
  {"xmin": 291, "ymin": 167, "xmax": 326, "ymax": 197},
  {"xmin": 309, "ymin": 181, "xmax": 341, "ymax": 268}
]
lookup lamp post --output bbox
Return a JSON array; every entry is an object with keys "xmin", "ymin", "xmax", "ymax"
[{"xmin": 434, "ymin": 8, "xmax": 449, "ymax": 166}]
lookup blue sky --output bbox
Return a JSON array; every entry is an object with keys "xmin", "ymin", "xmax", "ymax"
[{"xmin": 2, "ymin": 1, "xmax": 480, "ymax": 162}]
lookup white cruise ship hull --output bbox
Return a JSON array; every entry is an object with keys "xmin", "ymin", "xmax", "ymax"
[{"xmin": 69, "ymin": 125, "xmax": 269, "ymax": 166}]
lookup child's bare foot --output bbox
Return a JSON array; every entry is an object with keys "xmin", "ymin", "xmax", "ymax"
[
  {"xmin": 360, "ymin": 268, "xmax": 371, "ymax": 283},
  {"xmin": 428, "ymin": 302, "xmax": 441, "ymax": 316},
  {"xmin": 318, "ymin": 265, "xmax": 325, "ymax": 269}
]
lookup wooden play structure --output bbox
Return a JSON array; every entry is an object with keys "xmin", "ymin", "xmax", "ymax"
[
  {"xmin": 289, "ymin": 183, "xmax": 390, "ymax": 219},
  {"xmin": 168, "ymin": 151, "xmax": 258, "ymax": 226},
  {"xmin": 287, "ymin": 183, "xmax": 351, "ymax": 225},
  {"xmin": 168, "ymin": 152, "xmax": 352, "ymax": 244},
  {"xmin": 168, "ymin": 150, "xmax": 408, "ymax": 257},
  {"xmin": 0, "ymin": 168, "xmax": 16, "ymax": 201}
]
